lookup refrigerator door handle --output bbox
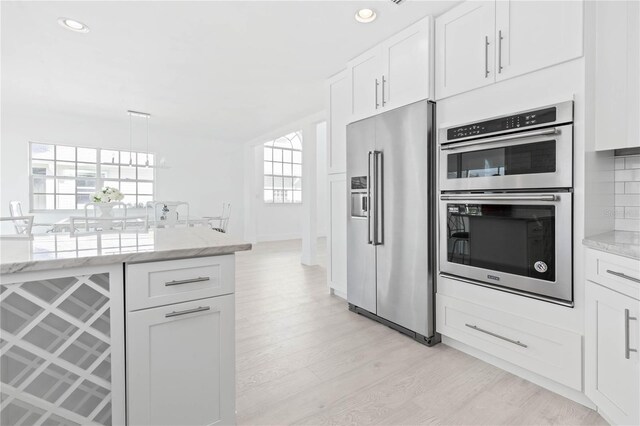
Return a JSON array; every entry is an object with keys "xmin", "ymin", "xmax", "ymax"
[
  {"xmin": 367, "ymin": 151, "xmax": 373, "ymax": 244},
  {"xmin": 373, "ymin": 150, "xmax": 383, "ymax": 245}
]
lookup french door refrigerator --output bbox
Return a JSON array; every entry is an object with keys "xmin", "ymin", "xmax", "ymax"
[{"xmin": 346, "ymin": 99, "xmax": 439, "ymax": 346}]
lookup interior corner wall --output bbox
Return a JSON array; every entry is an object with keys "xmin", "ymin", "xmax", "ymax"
[{"xmin": 0, "ymin": 105, "xmax": 246, "ymax": 238}]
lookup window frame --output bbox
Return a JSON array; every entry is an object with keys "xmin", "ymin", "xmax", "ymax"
[
  {"xmin": 28, "ymin": 141, "xmax": 156, "ymax": 212},
  {"xmin": 263, "ymin": 132, "xmax": 302, "ymax": 204}
]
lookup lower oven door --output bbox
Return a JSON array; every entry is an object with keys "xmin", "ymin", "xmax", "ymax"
[{"xmin": 439, "ymin": 192, "xmax": 572, "ymax": 303}]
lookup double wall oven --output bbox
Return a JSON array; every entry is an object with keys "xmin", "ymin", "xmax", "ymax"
[{"xmin": 439, "ymin": 101, "xmax": 574, "ymax": 306}]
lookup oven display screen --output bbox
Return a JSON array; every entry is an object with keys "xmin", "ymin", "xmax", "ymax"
[{"xmin": 447, "ymin": 107, "xmax": 557, "ymax": 141}]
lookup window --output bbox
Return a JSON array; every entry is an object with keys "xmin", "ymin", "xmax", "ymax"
[
  {"xmin": 263, "ymin": 132, "xmax": 302, "ymax": 203},
  {"xmin": 30, "ymin": 142, "xmax": 155, "ymax": 210}
]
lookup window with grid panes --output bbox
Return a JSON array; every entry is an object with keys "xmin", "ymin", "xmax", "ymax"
[
  {"xmin": 263, "ymin": 132, "xmax": 302, "ymax": 203},
  {"xmin": 29, "ymin": 142, "xmax": 155, "ymax": 210}
]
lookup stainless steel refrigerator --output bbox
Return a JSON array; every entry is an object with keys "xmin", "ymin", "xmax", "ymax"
[{"xmin": 346, "ymin": 99, "xmax": 439, "ymax": 346}]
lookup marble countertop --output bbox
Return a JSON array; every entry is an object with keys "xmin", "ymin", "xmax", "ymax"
[
  {"xmin": 0, "ymin": 228, "xmax": 252, "ymax": 274},
  {"xmin": 583, "ymin": 230, "xmax": 640, "ymax": 260}
]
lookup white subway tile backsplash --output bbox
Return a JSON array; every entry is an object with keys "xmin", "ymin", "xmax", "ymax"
[
  {"xmin": 616, "ymin": 194, "xmax": 640, "ymax": 207},
  {"xmin": 625, "ymin": 182, "xmax": 640, "ymax": 194},
  {"xmin": 625, "ymin": 206, "xmax": 640, "ymax": 219},
  {"xmin": 625, "ymin": 155, "xmax": 640, "ymax": 170},
  {"xmin": 614, "ymin": 153, "xmax": 640, "ymax": 232},
  {"xmin": 615, "ymin": 169, "xmax": 640, "ymax": 182},
  {"xmin": 615, "ymin": 219, "xmax": 640, "ymax": 232}
]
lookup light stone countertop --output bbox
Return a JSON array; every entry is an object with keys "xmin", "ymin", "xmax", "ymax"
[
  {"xmin": 0, "ymin": 227, "xmax": 252, "ymax": 274},
  {"xmin": 583, "ymin": 230, "xmax": 640, "ymax": 260}
]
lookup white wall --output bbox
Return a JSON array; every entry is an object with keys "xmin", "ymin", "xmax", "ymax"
[
  {"xmin": 316, "ymin": 121, "xmax": 328, "ymax": 237},
  {"xmin": 243, "ymin": 112, "xmax": 326, "ymax": 243},
  {"xmin": 0, "ymin": 104, "xmax": 246, "ymax": 237}
]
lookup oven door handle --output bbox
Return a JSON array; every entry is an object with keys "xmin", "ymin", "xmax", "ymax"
[
  {"xmin": 441, "ymin": 128, "xmax": 560, "ymax": 151},
  {"xmin": 440, "ymin": 194, "xmax": 558, "ymax": 202}
]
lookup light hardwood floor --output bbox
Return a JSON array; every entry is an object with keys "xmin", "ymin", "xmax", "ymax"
[{"xmin": 235, "ymin": 239, "xmax": 606, "ymax": 426}]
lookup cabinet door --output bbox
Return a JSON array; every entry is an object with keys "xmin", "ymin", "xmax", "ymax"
[
  {"xmin": 381, "ymin": 17, "xmax": 432, "ymax": 109},
  {"xmin": 348, "ymin": 46, "xmax": 382, "ymax": 120},
  {"xmin": 435, "ymin": 1, "xmax": 495, "ymax": 99},
  {"xmin": 327, "ymin": 173, "xmax": 347, "ymax": 298},
  {"xmin": 586, "ymin": 281, "xmax": 640, "ymax": 426},
  {"xmin": 326, "ymin": 71, "xmax": 350, "ymax": 174},
  {"xmin": 495, "ymin": 0, "xmax": 583, "ymax": 81},
  {"xmin": 595, "ymin": 0, "xmax": 640, "ymax": 151},
  {"xmin": 127, "ymin": 295, "xmax": 235, "ymax": 426}
]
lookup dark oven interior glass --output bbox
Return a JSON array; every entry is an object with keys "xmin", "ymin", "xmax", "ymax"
[
  {"xmin": 447, "ymin": 140, "xmax": 556, "ymax": 180},
  {"xmin": 446, "ymin": 203, "xmax": 556, "ymax": 281}
]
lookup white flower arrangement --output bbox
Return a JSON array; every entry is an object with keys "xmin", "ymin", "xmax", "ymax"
[{"xmin": 91, "ymin": 186, "xmax": 124, "ymax": 203}]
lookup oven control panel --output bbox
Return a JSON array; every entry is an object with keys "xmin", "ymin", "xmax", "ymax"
[{"xmin": 446, "ymin": 106, "xmax": 557, "ymax": 141}]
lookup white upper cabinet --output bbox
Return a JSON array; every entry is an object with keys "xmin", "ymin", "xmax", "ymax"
[
  {"xmin": 435, "ymin": 1, "xmax": 496, "ymax": 100},
  {"xmin": 381, "ymin": 17, "xmax": 432, "ymax": 111},
  {"xmin": 495, "ymin": 0, "xmax": 583, "ymax": 81},
  {"xmin": 349, "ymin": 46, "xmax": 383, "ymax": 120},
  {"xmin": 595, "ymin": 0, "xmax": 640, "ymax": 151},
  {"xmin": 436, "ymin": 0, "xmax": 584, "ymax": 99},
  {"xmin": 349, "ymin": 16, "xmax": 433, "ymax": 121},
  {"xmin": 326, "ymin": 70, "xmax": 350, "ymax": 174}
]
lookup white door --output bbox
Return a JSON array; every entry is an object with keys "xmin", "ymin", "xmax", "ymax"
[
  {"xmin": 586, "ymin": 281, "xmax": 640, "ymax": 426},
  {"xmin": 328, "ymin": 173, "xmax": 347, "ymax": 298},
  {"xmin": 435, "ymin": 1, "xmax": 496, "ymax": 99},
  {"xmin": 327, "ymin": 70, "xmax": 350, "ymax": 174},
  {"xmin": 348, "ymin": 46, "xmax": 382, "ymax": 120},
  {"xmin": 495, "ymin": 0, "xmax": 583, "ymax": 81},
  {"xmin": 127, "ymin": 295, "xmax": 235, "ymax": 426},
  {"xmin": 381, "ymin": 17, "xmax": 432, "ymax": 109}
]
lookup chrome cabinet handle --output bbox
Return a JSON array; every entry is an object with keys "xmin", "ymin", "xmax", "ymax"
[
  {"xmin": 381, "ymin": 75, "xmax": 387, "ymax": 107},
  {"xmin": 625, "ymin": 309, "xmax": 638, "ymax": 359},
  {"xmin": 606, "ymin": 269, "xmax": 640, "ymax": 284},
  {"xmin": 375, "ymin": 79, "xmax": 380, "ymax": 109},
  {"xmin": 367, "ymin": 151, "xmax": 373, "ymax": 245},
  {"xmin": 165, "ymin": 276, "xmax": 210, "ymax": 286},
  {"xmin": 484, "ymin": 36, "xmax": 490, "ymax": 78},
  {"xmin": 465, "ymin": 323, "xmax": 527, "ymax": 348},
  {"xmin": 498, "ymin": 30, "xmax": 504, "ymax": 74},
  {"xmin": 440, "ymin": 128, "xmax": 560, "ymax": 151},
  {"xmin": 165, "ymin": 306, "xmax": 210, "ymax": 318},
  {"xmin": 440, "ymin": 194, "xmax": 557, "ymax": 202}
]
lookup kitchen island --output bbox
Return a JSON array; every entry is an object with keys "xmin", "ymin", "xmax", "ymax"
[{"xmin": 0, "ymin": 228, "xmax": 251, "ymax": 425}]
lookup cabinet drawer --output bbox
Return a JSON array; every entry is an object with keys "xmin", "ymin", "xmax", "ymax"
[
  {"xmin": 126, "ymin": 255, "xmax": 234, "ymax": 311},
  {"xmin": 436, "ymin": 293, "xmax": 582, "ymax": 390},
  {"xmin": 586, "ymin": 248, "xmax": 640, "ymax": 300}
]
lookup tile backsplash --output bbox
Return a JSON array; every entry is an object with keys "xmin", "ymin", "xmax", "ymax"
[{"xmin": 615, "ymin": 154, "xmax": 640, "ymax": 232}]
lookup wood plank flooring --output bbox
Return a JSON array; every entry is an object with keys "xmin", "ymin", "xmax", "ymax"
[{"xmin": 235, "ymin": 239, "xmax": 605, "ymax": 426}]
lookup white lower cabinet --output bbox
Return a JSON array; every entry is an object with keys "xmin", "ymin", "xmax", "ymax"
[
  {"xmin": 127, "ymin": 294, "xmax": 235, "ymax": 426},
  {"xmin": 436, "ymin": 292, "xmax": 582, "ymax": 390},
  {"xmin": 327, "ymin": 173, "xmax": 347, "ymax": 298},
  {"xmin": 585, "ymin": 249, "xmax": 640, "ymax": 426}
]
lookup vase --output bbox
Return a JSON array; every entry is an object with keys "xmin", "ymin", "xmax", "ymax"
[{"xmin": 97, "ymin": 203, "xmax": 115, "ymax": 217}]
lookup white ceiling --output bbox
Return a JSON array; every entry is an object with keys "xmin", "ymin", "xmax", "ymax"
[{"xmin": 1, "ymin": 1, "xmax": 457, "ymax": 144}]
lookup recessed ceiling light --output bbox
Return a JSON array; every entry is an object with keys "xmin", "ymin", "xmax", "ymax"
[
  {"xmin": 355, "ymin": 8, "xmax": 377, "ymax": 23},
  {"xmin": 57, "ymin": 17, "xmax": 90, "ymax": 33}
]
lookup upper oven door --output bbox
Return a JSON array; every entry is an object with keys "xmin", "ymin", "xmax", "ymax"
[
  {"xmin": 439, "ymin": 192, "xmax": 573, "ymax": 303},
  {"xmin": 440, "ymin": 124, "xmax": 573, "ymax": 191}
]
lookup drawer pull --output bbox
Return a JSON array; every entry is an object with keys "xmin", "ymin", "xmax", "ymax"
[
  {"xmin": 165, "ymin": 306, "xmax": 210, "ymax": 318},
  {"xmin": 165, "ymin": 276, "xmax": 210, "ymax": 286},
  {"xmin": 625, "ymin": 309, "xmax": 638, "ymax": 359},
  {"xmin": 606, "ymin": 269, "xmax": 640, "ymax": 284},
  {"xmin": 465, "ymin": 323, "xmax": 528, "ymax": 348}
]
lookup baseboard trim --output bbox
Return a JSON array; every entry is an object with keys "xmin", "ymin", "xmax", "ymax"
[
  {"xmin": 442, "ymin": 336, "xmax": 596, "ymax": 410},
  {"xmin": 329, "ymin": 287, "xmax": 347, "ymax": 300}
]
